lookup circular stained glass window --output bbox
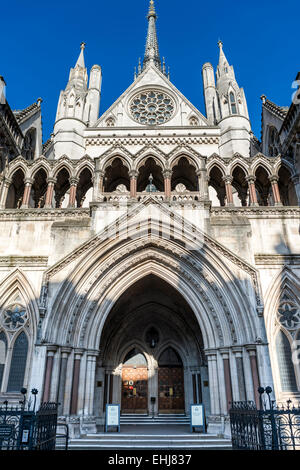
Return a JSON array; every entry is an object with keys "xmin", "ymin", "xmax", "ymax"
[{"xmin": 129, "ymin": 90, "xmax": 175, "ymax": 125}]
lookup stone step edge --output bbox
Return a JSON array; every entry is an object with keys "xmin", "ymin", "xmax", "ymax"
[{"xmin": 57, "ymin": 445, "xmax": 232, "ymax": 449}]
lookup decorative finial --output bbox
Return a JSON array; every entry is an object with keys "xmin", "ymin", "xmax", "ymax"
[
  {"xmin": 260, "ymin": 95, "xmax": 266, "ymax": 104},
  {"xmin": 80, "ymin": 42, "xmax": 86, "ymax": 50},
  {"xmin": 148, "ymin": 0, "xmax": 156, "ymax": 18},
  {"xmin": 218, "ymin": 39, "xmax": 223, "ymax": 49}
]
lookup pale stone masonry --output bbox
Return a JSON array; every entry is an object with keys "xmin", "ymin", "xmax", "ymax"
[{"xmin": 0, "ymin": 0, "xmax": 299, "ymax": 438}]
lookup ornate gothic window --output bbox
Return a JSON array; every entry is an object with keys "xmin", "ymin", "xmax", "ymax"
[
  {"xmin": 7, "ymin": 332, "xmax": 28, "ymax": 392},
  {"xmin": 0, "ymin": 332, "xmax": 7, "ymax": 390},
  {"xmin": 22, "ymin": 128, "xmax": 36, "ymax": 160},
  {"xmin": 268, "ymin": 126, "xmax": 280, "ymax": 157},
  {"xmin": 129, "ymin": 90, "xmax": 175, "ymax": 125},
  {"xmin": 275, "ymin": 330, "xmax": 298, "ymax": 392},
  {"xmin": 275, "ymin": 292, "xmax": 300, "ymax": 393},
  {"xmin": 229, "ymin": 92, "xmax": 237, "ymax": 115},
  {"xmin": 0, "ymin": 297, "xmax": 30, "ymax": 393}
]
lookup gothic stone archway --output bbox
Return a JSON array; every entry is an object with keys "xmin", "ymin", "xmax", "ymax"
[{"xmin": 98, "ymin": 275, "xmax": 206, "ymax": 416}]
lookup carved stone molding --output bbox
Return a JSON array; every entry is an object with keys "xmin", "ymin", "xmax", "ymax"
[
  {"xmin": 0, "ymin": 256, "xmax": 48, "ymax": 267},
  {"xmin": 0, "ymin": 208, "xmax": 90, "ymax": 220},
  {"xmin": 255, "ymin": 254, "xmax": 300, "ymax": 266},
  {"xmin": 86, "ymin": 136, "xmax": 219, "ymax": 147},
  {"xmin": 211, "ymin": 207, "xmax": 300, "ymax": 218}
]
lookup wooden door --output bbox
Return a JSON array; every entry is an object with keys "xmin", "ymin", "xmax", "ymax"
[
  {"xmin": 158, "ymin": 366, "xmax": 184, "ymax": 413},
  {"xmin": 121, "ymin": 367, "xmax": 148, "ymax": 414}
]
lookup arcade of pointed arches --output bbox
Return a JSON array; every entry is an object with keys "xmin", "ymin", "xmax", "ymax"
[{"xmin": 0, "ymin": 151, "xmax": 298, "ymax": 209}]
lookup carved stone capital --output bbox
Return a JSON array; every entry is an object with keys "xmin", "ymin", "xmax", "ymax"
[
  {"xmin": 222, "ymin": 175, "xmax": 233, "ymax": 184},
  {"xmin": 269, "ymin": 175, "xmax": 279, "ymax": 183}
]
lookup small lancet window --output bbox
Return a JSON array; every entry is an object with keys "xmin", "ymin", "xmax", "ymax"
[{"xmin": 230, "ymin": 92, "xmax": 237, "ymax": 115}]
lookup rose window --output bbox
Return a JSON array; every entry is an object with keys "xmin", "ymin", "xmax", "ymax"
[
  {"xmin": 129, "ymin": 90, "xmax": 175, "ymax": 125},
  {"xmin": 2, "ymin": 303, "xmax": 27, "ymax": 330},
  {"xmin": 278, "ymin": 295, "xmax": 300, "ymax": 330}
]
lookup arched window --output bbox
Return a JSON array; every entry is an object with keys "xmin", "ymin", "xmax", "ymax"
[
  {"xmin": 123, "ymin": 348, "xmax": 147, "ymax": 367},
  {"xmin": 275, "ymin": 330, "xmax": 298, "ymax": 392},
  {"xmin": 22, "ymin": 128, "xmax": 36, "ymax": 160},
  {"xmin": 229, "ymin": 92, "xmax": 237, "ymax": 115},
  {"xmin": 0, "ymin": 332, "xmax": 7, "ymax": 389},
  {"xmin": 268, "ymin": 127, "xmax": 280, "ymax": 157},
  {"xmin": 158, "ymin": 347, "xmax": 183, "ymax": 367},
  {"xmin": 7, "ymin": 332, "xmax": 28, "ymax": 392}
]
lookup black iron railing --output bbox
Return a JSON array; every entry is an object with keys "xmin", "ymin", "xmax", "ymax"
[
  {"xmin": 0, "ymin": 388, "xmax": 63, "ymax": 451},
  {"xmin": 229, "ymin": 387, "xmax": 300, "ymax": 450}
]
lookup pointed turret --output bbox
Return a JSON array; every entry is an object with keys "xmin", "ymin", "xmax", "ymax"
[
  {"xmin": 54, "ymin": 43, "xmax": 102, "ymax": 159},
  {"xmin": 143, "ymin": 0, "xmax": 161, "ymax": 70},
  {"xmin": 215, "ymin": 41, "xmax": 249, "ymax": 120},
  {"xmin": 203, "ymin": 41, "xmax": 251, "ymax": 157},
  {"xmin": 64, "ymin": 42, "xmax": 88, "ymax": 93},
  {"xmin": 75, "ymin": 42, "xmax": 86, "ymax": 68},
  {"xmin": 216, "ymin": 40, "xmax": 235, "ymax": 81}
]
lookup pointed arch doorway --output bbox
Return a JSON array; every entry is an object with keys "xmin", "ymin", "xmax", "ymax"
[
  {"xmin": 99, "ymin": 275, "xmax": 207, "ymax": 418},
  {"xmin": 121, "ymin": 348, "xmax": 148, "ymax": 414},
  {"xmin": 158, "ymin": 347, "xmax": 184, "ymax": 414}
]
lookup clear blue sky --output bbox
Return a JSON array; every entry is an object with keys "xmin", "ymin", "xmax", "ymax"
[{"xmin": 1, "ymin": 0, "xmax": 299, "ymax": 142}]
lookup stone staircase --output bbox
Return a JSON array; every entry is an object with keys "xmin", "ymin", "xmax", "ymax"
[
  {"xmin": 56, "ymin": 414, "xmax": 232, "ymax": 450},
  {"xmin": 120, "ymin": 413, "xmax": 190, "ymax": 426}
]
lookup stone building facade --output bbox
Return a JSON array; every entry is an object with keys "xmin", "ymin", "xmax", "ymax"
[{"xmin": 0, "ymin": 0, "xmax": 299, "ymax": 437}]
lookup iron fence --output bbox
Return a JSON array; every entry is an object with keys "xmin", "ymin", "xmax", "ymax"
[
  {"xmin": 0, "ymin": 388, "xmax": 63, "ymax": 450},
  {"xmin": 229, "ymin": 387, "xmax": 300, "ymax": 450}
]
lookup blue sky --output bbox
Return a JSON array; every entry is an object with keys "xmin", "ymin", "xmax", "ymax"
[{"xmin": 1, "ymin": 0, "xmax": 298, "ymax": 142}]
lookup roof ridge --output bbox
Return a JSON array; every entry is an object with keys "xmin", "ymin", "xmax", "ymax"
[{"xmin": 13, "ymin": 102, "xmax": 40, "ymax": 124}]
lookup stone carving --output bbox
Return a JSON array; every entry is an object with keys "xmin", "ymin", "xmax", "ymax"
[
  {"xmin": 278, "ymin": 294, "xmax": 300, "ymax": 330},
  {"xmin": 2, "ymin": 303, "xmax": 27, "ymax": 330}
]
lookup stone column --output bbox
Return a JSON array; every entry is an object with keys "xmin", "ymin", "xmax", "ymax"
[
  {"xmin": 84, "ymin": 350, "xmax": 98, "ymax": 416},
  {"xmin": 220, "ymin": 349, "xmax": 233, "ymax": 412},
  {"xmin": 57, "ymin": 347, "xmax": 72, "ymax": 415},
  {"xmin": 196, "ymin": 161, "xmax": 209, "ymax": 200},
  {"xmin": 42, "ymin": 346, "xmax": 57, "ymax": 402},
  {"xmin": 21, "ymin": 178, "xmax": 33, "ymax": 208},
  {"xmin": 0, "ymin": 177, "xmax": 12, "ymax": 209},
  {"xmin": 269, "ymin": 175, "xmax": 282, "ymax": 206},
  {"xmin": 70, "ymin": 349, "xmax": 84, "ymax": 415},
  {"xmin": 92, "ymin": 164, "xmax": 105, "ymax": 202},
  {"xmin": 223, "ymin": 176, "xmax": 234, "ymax": 206},
  {"xmin": 163, "ymin": 169, "xmax": 172, "ymax": 199},
  {"xmin": 129, "ymin": 170, "xmax": 138, "ymax": 199},
  {"xmin": 246, "ymin": 176, "xmax": 259, "ymax": 206},
  {"xmin": 206, "ymin": 350, "xmax": 220, "ymax": 415},
  {"xmin": 44, "ymin": 178, "xmax": 56, "ymax": 208},
  {"xmin": 68, "ymin": 177, "xmax": 79, "ymax": 208},
  {"xmin": 232, "ymin": 347, "xmax": 246, "ymax": 401},
  {"xmin": 246, "ymin": 345, "xmax": 260, "ymax": 409}
]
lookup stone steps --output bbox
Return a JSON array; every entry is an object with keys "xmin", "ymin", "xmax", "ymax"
[
  {"xmin": 120, "ymin": 414, "xmax": 190, "ymax": 425},
  {"xmin": 57, "ymin": 434, "xmax": 232, "ymax": 450}
]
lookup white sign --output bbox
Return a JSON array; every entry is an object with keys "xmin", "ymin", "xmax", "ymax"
[
  {"xmin": 22, "ymin": 430, "xmax": 30, "ymax": 443},
  {"xmin": 106, "ymin": 405, "xmax": 119, "ymax": 426},
  {"xmin": 191, "ymin": 405, "xmax": 204, "ymax": 426}
]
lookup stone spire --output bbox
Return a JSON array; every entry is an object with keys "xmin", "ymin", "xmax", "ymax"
[
  {"xmin": 217, "ymin": 41, "xmax": 235, "ymax": 81},
  {"xmin": 143, "ymin": 0, "xmax": 161, "ymax": 70},
  {"xmin": 75, "ymin": 42, "xmax": 86, "ymax": 68}
]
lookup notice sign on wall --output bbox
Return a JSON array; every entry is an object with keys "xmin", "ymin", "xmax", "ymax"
[
  {"xmin": 105, "ymin": 404, "xmax": 120, "ymax": 432},
  {"xmin": 190, "ymin": 404, "xmax": 205, "ymax": 433}
]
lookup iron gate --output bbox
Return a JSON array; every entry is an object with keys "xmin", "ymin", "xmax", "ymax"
[
  {"xmin": 0, "ymin": 388, "xmax": 59, "ymax": 450},
  {"xmin": 229, "ymin": 387, "xmax": 300, "ymax": 450}
]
